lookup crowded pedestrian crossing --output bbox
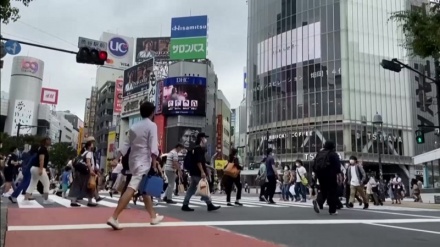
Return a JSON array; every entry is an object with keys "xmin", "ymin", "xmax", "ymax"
[{"xmin": 5, "ymin": 192, "xmax": 438, "ymax": 212}]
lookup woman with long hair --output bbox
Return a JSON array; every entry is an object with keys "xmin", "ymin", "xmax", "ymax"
[
  {"xmin": 222, "ymin": 148, "xmax": 243, "ymax": 206},
  {"xmin": 68, "ymin": 141, "xmax": 98, "ymax": 207}
]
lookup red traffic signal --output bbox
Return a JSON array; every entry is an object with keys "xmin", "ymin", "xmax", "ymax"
[{"xmin": 76, "ymin": 47, "xmax": 107, "ymax": 65}]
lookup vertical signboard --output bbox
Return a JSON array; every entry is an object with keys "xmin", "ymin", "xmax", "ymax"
[
  {"xmin": 216, "ymin": 115, "xmax": 223, "ymax": 159},
  {"xmin": 169, "ymin": 15, "xmax": 208, "ymax": 60},
  {"xmin": 154, "ymin": 114, "xmax": 166, "ymax": 152},
  {"xmin": 107, "ymin": 131, "xmax": 116, "ymax": 159},
  {"xmin": 113, "ymin": 77, "xmax": 123, "ymax": 114},
  {"xmin": 155, "ymin": 80, "xmax": 164, "ymax": 114}
]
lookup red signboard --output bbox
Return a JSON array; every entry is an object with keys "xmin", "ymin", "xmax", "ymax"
[
  {"xmin": 154, "ymin": 114, "xmax": 166, "ymax": 152},
  {"xmin": 216, "ymin": 115, "xmax": 223, "ymax": 158},
  {"xmin": 113, "ymin": 77, "xmax": 123, "ymax": 113},
  {"xmin": 40, "ymin": 87, "xmax": 59, "ymax": 105}
]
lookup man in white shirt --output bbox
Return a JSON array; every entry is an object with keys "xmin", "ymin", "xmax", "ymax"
[
  {"xmin": 107, "ymin": 101, "xmax": 163, "ymax": 230},
  {"xmin": 346, "ymin": 156, "xmax": 369, "ymax": 209}
]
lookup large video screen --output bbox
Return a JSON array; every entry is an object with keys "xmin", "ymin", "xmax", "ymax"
[
  {"xmin": 123, "ymin": 58, "xmax": 154, "ymax": 97},
  {"xmin": 162, "ymin": 76, "xmax": 206, "ymax": 116}
]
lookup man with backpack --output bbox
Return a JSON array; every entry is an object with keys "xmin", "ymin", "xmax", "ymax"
[
  {"xmin": 312, "ymin": 141, "xmax": 342, "ymax": 215},
  {"xmin": 181, "ymin": 132, "xmax": 220, "ymax": 212}
]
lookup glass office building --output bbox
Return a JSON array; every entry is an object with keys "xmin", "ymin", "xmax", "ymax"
[{"xmin": 246, "ymin": 0, "xmax": 439, "ymax": 182}]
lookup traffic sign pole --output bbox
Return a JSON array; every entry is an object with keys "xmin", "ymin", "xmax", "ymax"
[{"xmin": 0, "ymin": 37, "xmax": 77, "ymax": 55}]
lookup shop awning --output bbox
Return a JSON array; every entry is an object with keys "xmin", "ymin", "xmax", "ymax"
[{"xmin": 413, "ymin": 148, "xmax": 440, "ymax": 165}]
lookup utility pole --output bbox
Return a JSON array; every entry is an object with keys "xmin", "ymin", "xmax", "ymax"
[
  {"xmin": 58, "ymin": 130, "xmax": 62, "ymax": 143},
  {"xmin": 16, "ymin": 123, "xmax": 21, "ymax": 137}
]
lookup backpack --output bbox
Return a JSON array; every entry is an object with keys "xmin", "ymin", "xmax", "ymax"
[
  {"xmin": 313, "ymin": 150, "xmax": 332, "ymax": 173},
  {"xmin": 72, "ymin": 151, "xmax": 90, "ymax": 175},
  {"xmin": 183, "ymin": 146, "xmax": 199, "ymax": 171},
  {"xmin": 121, "ymin": 148, "xmax": 131, "ymax": 172}
]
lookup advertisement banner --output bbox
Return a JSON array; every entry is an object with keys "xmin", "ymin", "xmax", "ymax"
[
  {"xmin": 123, "ymin": 58, "xmax": 154, "ymax": 97},
  {"xmin": 113, "ymin": 77, "xmax": 123, "ymax": 113},
  {"xmin": 166, "ymin": 126, "xmax": 202, "ymax": 151},
  {"xmin": 154, "ymin": 114, "xmax": 166, "ymax": 152},
  {"xmin": 171, "ymin": 15, "xmax": 208, "ymax": 38},
  {"xmin": 170, "ymin": 37, "xmax": 207, "ymax": 60},
  {"xmin": 100, "ymin": 32, "xmax": 135, "ymax": 70},
  {"xmin": 122, "ymin": 94, "xmax": 148, "ymax": 118},
  {"xmin": 107, "ymin": 131, "xmax": 116, "ymax": 159},
  {"xmin": 136, "ymin": 37, "xmax": 170, "ymax": 63},
  {"xmin": 214, "ymin": 160, "xmax": 227, "ymax": 170},
  {"xmin": 155, "ymin": 80, "xmax": 164, "ymax": 114},
  {"xmin": 162, "ymin": 76, "xmax": 206, "ymax": 116},
  {"xmin": 11, "ymin": 56, "xmax": 45, "ymax": 80},
  {"xmin": 11, "ymin": 99, "xmax": 34, "ymax": 136},
  {"xmin": 216, "ymin": 115, "xmax": 223, "ymax": 159},
  {"xmin": 40, "ymin": 87, "xmax": 59, "ymax": 105}
]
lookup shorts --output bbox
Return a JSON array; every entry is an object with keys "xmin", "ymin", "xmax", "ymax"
[
  {"xmin": 4, "ymin": 168, "xmax": 15, "ymax": 182},
  {"xmin": 127, "ymin": 170, "xmax": 150, "ymax": 191},
  {"xmin": 62, "ymin": 184, "xmax": 69, "ymax": 192}
]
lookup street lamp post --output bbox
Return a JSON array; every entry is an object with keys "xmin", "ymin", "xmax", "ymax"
[{"xmin": 373, "ymin": 112, "xmax": 384, "ymax": 183}]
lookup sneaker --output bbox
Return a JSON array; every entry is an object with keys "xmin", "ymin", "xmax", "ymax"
[
  {"xmin": 8, "ymin": 196, "xmax": 17, "ymax": 204},
  {"xmin": 43, "ymin": 199, "xmax": 54, "ymax": 205},
  {"xmin": 234, "ymin": 201, "xmax": 243, "ymax": 206},
  {"xmin": 207, "ymin": 204, "xmax": 221, "ymax": 211},
  {"xmin": 106, "ymin": 217, "xmax": 121, "ymax": 230},
  {"xmin": 363, "ymin": 203, "xmax": 369, "ymax": 210},
  {"xmin": 150, "ymin": 215, "xmax": 164, "ymax": 225},
  {"xmin": 330, "ymin": 211, "xmax": 338, "ymax": 216},
  {"xmin": 181, "ymin": 205, "xmax": 195, "ymax": 212}
]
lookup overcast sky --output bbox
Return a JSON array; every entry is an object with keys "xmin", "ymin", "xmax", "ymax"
[{"xmin": 1, "ymin": 0, "xmax": 247, "ymax": 120}]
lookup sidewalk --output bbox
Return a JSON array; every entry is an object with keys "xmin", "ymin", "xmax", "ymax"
[{"xmin": 383, "ymin": 201, "xmax": 440, "ymax": 209}]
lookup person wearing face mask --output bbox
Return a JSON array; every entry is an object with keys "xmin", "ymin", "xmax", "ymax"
[
  {"xmin": 181, "ymin": 133, "xmax": 221, "ymax": 212},
  {"xmin": 346, "ymin": 156, "xmax": 369, "ymax": 209}
]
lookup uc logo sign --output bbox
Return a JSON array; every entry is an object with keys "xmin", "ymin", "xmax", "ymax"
[
  {"xmin": 21, "ymin": 60, "xmax": 39, "ymax": 73},
  {"xmin": 108, "ymin": 37, "xmax": 128, "ymax": 57}
]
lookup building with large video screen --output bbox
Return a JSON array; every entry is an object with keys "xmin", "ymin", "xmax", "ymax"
[{"xmin": 245, "ymin": 0, "xmax": 439, "ymax": 185}]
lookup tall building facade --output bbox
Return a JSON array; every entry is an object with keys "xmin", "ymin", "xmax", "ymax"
[
  {"xmin": 246, "ymin": 0, "xmax": 434, "ymax": 184},
  {"xmin": 216, "ymin": 90, "xmax": 232, "ymax": 159}
]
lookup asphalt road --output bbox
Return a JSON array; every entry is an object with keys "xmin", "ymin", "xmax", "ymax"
[{"xmin": 4, "ymin": 193, "xmax": 440, "ymax": 247}]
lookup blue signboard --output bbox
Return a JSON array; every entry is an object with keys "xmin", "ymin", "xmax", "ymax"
[
  {"xmin": 171, "ymin": 15, "xmax": 208, "ymax": 38},
  {"xmin": 5, "ymin": 40, "xmax": 21, "ymax": 55},
  {"xmin": 162, "ymin": 76, "xmax": 207, "ymax": 116}
]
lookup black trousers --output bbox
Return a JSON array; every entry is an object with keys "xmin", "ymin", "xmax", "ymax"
[
  {"xmin": 174, "ymin": 176, "xmax": 180, "ymax": 195},
  {"xmin": 317, "ymin": 175, "xmax": 338, "ymax": 214},
  {"xmin": 223, "ymin": 175, "xmax": 242, "ymax": 202},
  {"xmin": 259, "ymin": 183, "xmax": 267, "ymax": 198},
  {"xmin": 265, "ymin": 175, "xmax": 277, "ymax": 201}
]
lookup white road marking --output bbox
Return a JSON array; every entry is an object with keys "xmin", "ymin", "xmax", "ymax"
[
  {"xmin": 366, "ymin": 222, "xmax": 440, "ymax": 235},
  {"xmin": 48, "ymin": 195, "xmax": 81, "ymax": 208},
  {"xmin": 104, "ymin": 196, "xmax": 166, "ymax": 208},
  {"xmin": 8, "ymin": 218, "xmax": 440, "ymax": 231},
  {"xmin": 16, "ymin": 196, "xmax": 43, "ymax": 208},
  {"xmin": 348, "ymin": 208, "xmax": 440, "ymax": 219}
]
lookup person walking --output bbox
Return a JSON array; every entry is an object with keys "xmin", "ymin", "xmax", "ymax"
[
  {"xmin": 163, "ymin": 143, "xmax": 184, "ymax": 204},
  {"xmin": 222, "ymin": 148, "xmax": 243, "ymax": 206}
]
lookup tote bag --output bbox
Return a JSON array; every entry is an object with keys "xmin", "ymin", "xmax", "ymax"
[
  {"xmin": 196, "ymin": 178, "xmax": 210, "ymax": 197},
  {"xmin": 141, "ymin": 175, "xmax": 164, "ymax": 198},
  {"xmin": 224, "ymin": 162, "xmax": 239, "ymax": 178}
]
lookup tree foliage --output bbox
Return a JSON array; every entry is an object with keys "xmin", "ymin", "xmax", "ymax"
[
  {"xmin": 49, "ymin": 142, "xmax": 76, "ymax": 173},
  {"xmin": 0, "ymin": 0, "xmax": 33, "ymax": 24},
  {"xmin": 389, "ymin": 3, "xmax": 440, "ymax": 60},
  {"xmin": 0, "ymin": 132, "xmax": 41, "ymax": 154}
]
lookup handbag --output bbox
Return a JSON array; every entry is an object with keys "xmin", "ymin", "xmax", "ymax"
[
  {"xmin": 196, "ymin": 178, "xmax": 210, "ymax": 197},
  {"xmin": 140, "ymin": 175, "xmax": 164, "ymax": 198},
  {"xmin": 73, "ymin": 152, "xmax": 90, "ymax": 175},
  {"xmin": 224, "ymin": 162, "xmax": 239, "ymax": 178},
  {"xmin": 178, "ymin": 179, "xmax": 185, "ymax": 193},
  {"xmin": 88, "ymin": 175, "xmax": 96, "ymax": 190},
  {"xmin": 297, "ymin": 169, "xmax": 308, "ymax": 186}
]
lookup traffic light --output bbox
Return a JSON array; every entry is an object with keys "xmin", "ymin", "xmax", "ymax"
[
  {"xmin": 76, "ymin": 47, "xmax": 107, "ymax": 65},
  {"xmin": 415, "ymin": 130, "xmax": 425, "ymax": 144},
  {"xmin": 380, "ymin": 59, "xmax": 402, "ymax": 73}
]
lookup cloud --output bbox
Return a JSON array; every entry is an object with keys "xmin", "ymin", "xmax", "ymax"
[{"xmin": 1, "ymin": 0, "xmax": 247, "ymax": 120}]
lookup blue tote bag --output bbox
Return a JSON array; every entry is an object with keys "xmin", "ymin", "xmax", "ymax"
[{"xmin": 140, "ymin": 175, "xmax": 164, "ymax": 198}]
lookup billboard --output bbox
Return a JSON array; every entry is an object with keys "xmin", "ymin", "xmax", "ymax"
[
  {"xmin": 107, "ymin": 131, "xmax": 116, "ymax": 159},
  {"xmin": 257, "ymin": 22, "xmax": 321, "ymax": 74},
  {"xmin": 216, "ymin": 115, "xmax": 223, "ymax": 159},
  {"xmin": 166, "ymin": 126, "xmax": 201, "ymax": 151},
  {"xmin": 40, "ymin": 87, "xmax": 59, "ymax": 105},
  {"xmin": 162, "ymin": 76, "xmax": 206, "ymax": 116},
  {"xmin": 11, "ymin": 100, "xmax": 34, "ymax": 136},
  {"xmin": 11, "ymin": 56, "xmax": 44, "ymax": 80},
  {"xmin": 113, "ymin": 77, "xmax": 123, "ymax": 113},
  {"xmin": 121, "ymin": 94, "xmax": 148, "ymax": 118},
  {"xmin": 170, "ymin": 37, "xmax": 207, "ymax": 60},
  {"xmin": 171, "ymin": 15, "xmax": 208, "ymax": 38},
  {"xmin": 123, "ymin": 58, "xmax": 154, "ymax": 97},
  {"xmin": 100, "ymin": 32, "xmax": 135, "ymax": 70},
  {"xmin": 136, "ymin": 37, "xmax": 170, "ymax": 63}
]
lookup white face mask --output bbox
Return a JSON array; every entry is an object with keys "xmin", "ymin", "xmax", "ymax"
[
  {"xmin": 284, "ymin": 167, "xmax": 289, "ymax": 171},
  {"xmin": 349, "ymin": 160, "xmax": 355, "ymax": 165}
]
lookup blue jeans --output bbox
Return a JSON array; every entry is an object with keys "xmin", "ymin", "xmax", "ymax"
[
  {"xmin": 11, "ymin": 167, "xmax": 31, "ymax": 198},
  {"xmin": 282, "ymin": 184, "xmax": 291, "ymax": 200},
  {"xmin": 294, "ymin": 182, "xmax": 307, "ymax": 200},
  {"xmin": 183, "ymin": 176, "xmax": 211, "ymax": 206}
]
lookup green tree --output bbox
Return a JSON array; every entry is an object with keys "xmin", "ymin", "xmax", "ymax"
[
  {"xmin": 389, "ymin": 2, "xmax": 440, "ymax": 69},
  {"xmin": 0, "ymin": 132, "xmax": 41, "ymax": 154},
  {"xmin": 49, "ymin": 142, "xmax": 76, "ymax": 173},
  {"xmin": 0, "ymin": 0, "xmax": 34, "ymax": 24}
]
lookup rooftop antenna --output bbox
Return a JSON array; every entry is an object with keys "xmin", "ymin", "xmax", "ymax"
[{"xmin": 190, "ymin": 9, "xmax": 192, "ymax": 16}]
